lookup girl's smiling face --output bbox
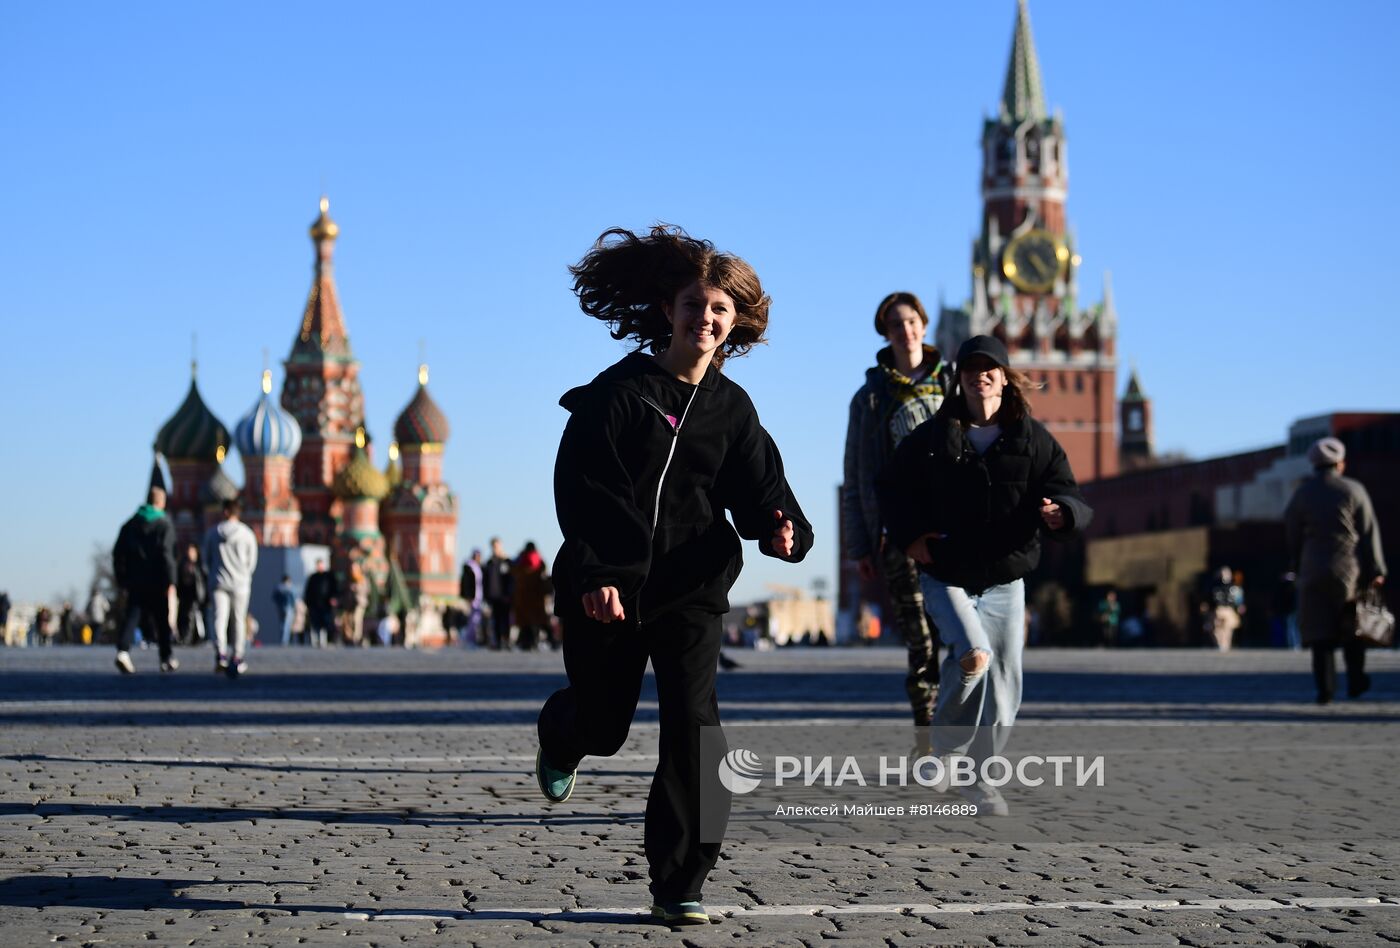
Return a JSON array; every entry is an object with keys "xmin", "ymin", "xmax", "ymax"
[{"xmin": 663, "ymin": 281, "xmax": 736, "ymax": 361}]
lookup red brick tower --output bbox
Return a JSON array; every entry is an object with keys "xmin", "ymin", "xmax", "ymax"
[
  {"xmin": 234, "ymin": 370, "xmax": 304, "ymax": 546},
  {"xmin": 280, "ymin": 197, "xmax": 366, "ymax": 544},
  {"xmin": 937, "ymin": 0, "xmax": 1119, "ymax": 482},
  {"xmin": 1118, "ymin": 367, "xmax": 1154, "ymax": 471},
  {"xmin": 381, "ymin": 364, "xmax": 459, "ymax": 599}
]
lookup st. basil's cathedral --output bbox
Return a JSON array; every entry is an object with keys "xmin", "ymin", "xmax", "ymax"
[{"xmin": 147, "ymin": 198, "xmax": 459, "ymax": 640}]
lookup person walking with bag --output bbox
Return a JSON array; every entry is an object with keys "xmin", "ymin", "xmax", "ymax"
[
  {"xmin": 842, "ymin": 291, "xmax": 951, "ymax": 731},
  {"xmin": 536, "ymin": 225, "xmax": 813, "ymax": 925},
  {"xmin": 880, "ymin": 335, "xmax": 1091, "ymax": 815},
  {"xmin": 1284, "ymin": 437, "xmax": 1387, "ymax": 703}
]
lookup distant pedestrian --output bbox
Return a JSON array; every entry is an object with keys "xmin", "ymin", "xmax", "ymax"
[
  {"xmin": 203, "ymin": 498, "xmax": 259, "ymax": 678},
  {"xmin": 111, "ymin": 486, "xmax": 178, "ymax": 673},
  {"xmin": 303, "ymin": 559, "xmax": 339, "ymax": 648},
  {"xmin": 841, "ymin": 291, "xmax": 950, "ymax": 731},
  {"xmin": 344, "ymin": 561, "xmax": 370, "ymax": 646},
  {"xmin": 513, "ymin": 542, "xmax": 551, "ymax": 651},
  {"xmin": 0, "ymin": 591, "xmax": 9, "ymax": 637},
  {"xmin": 1285, "ymin": 437, "xmax": 1388, "ymax": 704},
  {"xmin": 1202, "ymin": 566, "xmax": 1244, "ymax": 651},
  {"xmin": 460, "ymin": 550, "xmax": 485, "ymax": 648},
  {"xmin": 484, "ymin": 537, "xmax": 515, "ymax": 650},
  {"xmin": 272, "ymin": 575, "xmax": 298, "ymax": 647},
  {"xmin": 86, "ymin": 588, "xmax": 110, "ymax": 644},
  {"xmin": 881, "ymin": 334, "xmax": 1091, "ymax": 815},
  {"xmin": 1095, "ymin": 590, "xmax": 1121, "ymax": 647},
  {"xmin": 175, "ymin": 543, "xmax": 207, "ymax": 645}
]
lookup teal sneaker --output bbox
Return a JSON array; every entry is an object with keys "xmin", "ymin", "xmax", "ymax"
[
  {"xmin": 651, "ymin": 901, "xmax": 708, "ymax": 925},
  {"xmin": 535, "ymin": 747, "xmax": 576, "ymax": 804}
]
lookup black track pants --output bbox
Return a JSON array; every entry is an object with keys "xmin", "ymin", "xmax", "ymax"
[{"xmin": 538, "ymin": 607, "xmax": 724, "ymax": 903}]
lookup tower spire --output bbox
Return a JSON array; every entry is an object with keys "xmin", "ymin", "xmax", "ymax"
[{"xmin": 999, "ymin": 0, "xmax": 1047, "ymax": 123}]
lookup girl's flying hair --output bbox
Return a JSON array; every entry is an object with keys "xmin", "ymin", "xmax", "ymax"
[{"xmin": 570, "ymin": 224, "xmax": 770, "ymax": 367}]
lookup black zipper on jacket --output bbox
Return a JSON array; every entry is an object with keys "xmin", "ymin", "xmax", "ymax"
[{"xmin": 635, "ymin": 385, "xmax": 700, "ymax": 625}]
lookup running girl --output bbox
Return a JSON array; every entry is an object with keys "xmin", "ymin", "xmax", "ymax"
[{"xmin": 536, "ymin": 225, "xmax": 813, "ymax": 926}]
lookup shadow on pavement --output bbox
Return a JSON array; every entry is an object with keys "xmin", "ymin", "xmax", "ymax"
[
  {"xmin": 0, "ymin": 877, "xmax": 668, "ymax": 925},
  {"xmin": 0, "ymin": 802, "xmax": 644, "ymax": 826}
]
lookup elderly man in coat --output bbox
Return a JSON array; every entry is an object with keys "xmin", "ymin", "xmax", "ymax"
[{"xmin": 1284, "ymin": 437, "xmax": 1387, "ymax": 704}]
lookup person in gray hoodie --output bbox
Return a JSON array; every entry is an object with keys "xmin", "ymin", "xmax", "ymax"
[{"xmin": 203, "ymin": 498, "xmax": 259, "ymax": 677}]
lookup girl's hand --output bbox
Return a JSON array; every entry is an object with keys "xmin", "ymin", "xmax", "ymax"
[
  {"xmin": 905, "ymin": 533, "xmax": 946, "ymax": 565},
  {"xmin": 1040, "ymin": 497, "xmax": 1065, "ymax": 531},
  {"xmin": 582, "ymin": 586, "xmax": 625, "ymax": 623},
  {"xmin": 771, "ymin": 509, "xmax": 795, "ymax": 557}
]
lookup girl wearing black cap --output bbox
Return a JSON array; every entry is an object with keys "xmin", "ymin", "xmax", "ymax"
[
  {"xmin": 879, "ymin": 334, "xmax": 1091, "ymax": 814},
  {"xmin": 536, "ymin": 225, "xmax": 813, "ymax": 925}
]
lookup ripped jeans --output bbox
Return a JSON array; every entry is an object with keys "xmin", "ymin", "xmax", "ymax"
[{"xmin": 918, "ymin": 577, "xmax": 1025, "ymax": 758}]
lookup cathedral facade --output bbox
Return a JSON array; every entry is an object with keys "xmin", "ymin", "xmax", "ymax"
[{"xmin": 149, "ymin": 198, "xmax": 459, "ymax": 629}]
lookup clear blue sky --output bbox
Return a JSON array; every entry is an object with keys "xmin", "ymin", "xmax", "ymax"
[{"xmin": 2, "ymin": 1, "xmax": 1397, "ymax": 607}]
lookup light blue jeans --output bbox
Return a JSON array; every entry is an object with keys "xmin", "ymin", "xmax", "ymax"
[{"xmin": 919, "ymin": 576, "xmax": 1025, "ymax": 758}]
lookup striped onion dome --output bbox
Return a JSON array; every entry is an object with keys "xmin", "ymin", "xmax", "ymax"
[
  {"xmin": 333, "ymin": 442, "xmax": 390, "ymax": 501},
  {"xmin": 154, "ymin": 370, "xmax": 230, "ymax": 462},
  {"xmin": 393, "ymin": 365, "xmax": 451, "ymax": 446},
  {"xmin": 234, "ymin": 371, "xmax": 303, "ymax": 459},
  {"xmin": 201, "ymin": 465, "xmax": 240, "ymax": 505}
]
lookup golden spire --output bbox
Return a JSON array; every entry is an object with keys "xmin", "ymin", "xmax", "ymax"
[
  {"xmin": 261, "ymin": 369, "xmax": 272, "ymax": 395},
  {"xmin": 310, "ymin": 195, "xmax": 340, "ymax": 241},
  {"xmin": 216, "ymin": 445, "xmax": 227, "ymax": 464},
  {"xmin": 418, "ymin": 363, "xmax": 429, "ymax": 387},
  {"xmin": 355, "ymin": 426, "xmax": 366, "ymax": 450},
  {"xmin": 389, "ymin": 440, "xmax": 400, "ymax": 462}
]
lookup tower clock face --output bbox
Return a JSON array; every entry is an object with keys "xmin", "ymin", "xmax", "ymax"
[{"xmin": 1002, "ymin": 229, "xmax": 1067, "ymax": 294}]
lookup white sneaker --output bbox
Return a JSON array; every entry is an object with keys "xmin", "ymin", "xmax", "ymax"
[
  {"xmin": 114, "ymin": 651, "xmax": 136, "ymax": 675},
  {"xmin": 958, "ymin": 782, "xmax": 1010, "ymax": 816},
  {"xmin": 160, "ymin": 658, "xmax": 180, "ymax": 673}
]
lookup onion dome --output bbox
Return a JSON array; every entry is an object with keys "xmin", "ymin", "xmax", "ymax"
[
  {"xmin": 333, "ymin": 428, "xmax": 389, "ymax": 500},
  {"xmin": 154, "ymin": 367, "xmax": 230, "ymax": 462},
  {"xmin": 393, "ymin": 364, "xmax": 451, "ymax": 445},
  {"xmin": 385, "ymin": 441, "xmax": 402, "ymax": 488},
  {"xmin": 235, "ymin": 371, "xmax": 304, "ymax": 459},
  {"xmin": 201, "ymin": 463, "xmax": 240, "ymax": 505}
]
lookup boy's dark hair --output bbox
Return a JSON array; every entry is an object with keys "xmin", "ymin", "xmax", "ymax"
[
  {"xmin": 222, "ymin": 498, "xmax": 242, "ymax": 515},
  {"xmin": 570, "ymin": 224, "xmax": 770, "ymax": 367}
]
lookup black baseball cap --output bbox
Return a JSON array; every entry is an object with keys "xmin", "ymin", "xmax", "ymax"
[{"xmin": 956, "ymin": 334, "xmax": 1010, "ymax": 368}]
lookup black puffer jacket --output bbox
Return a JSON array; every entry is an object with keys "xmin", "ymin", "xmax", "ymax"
[
  {"xmin": 879, "ymin": 409, "xmax": 1091, "ymax": 593},
  {"xmin": 553, "ymin": 353, "xmax": 813, "ymax": 622},
  {"xmin": 112, "ymin": 507, "xmax": 177, "ymax": 594}
]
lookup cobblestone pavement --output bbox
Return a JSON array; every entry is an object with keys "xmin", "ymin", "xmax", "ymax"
[{"xmin": 2, "ymin": 645, "xmax": 1399, "ymax": 946}]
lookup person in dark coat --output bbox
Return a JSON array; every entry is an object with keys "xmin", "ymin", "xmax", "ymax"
[
  {"xmin": 175, "ymin": 543, "xmax": 207, "ymax": 645},
  {"xmin": 112, "ymin": 486, "xmax": 178, "ymax": 673},
  {"xmin": 535, "ymin": 226, "xmax": 813, "ymax": 925},
  {"xmin": 484, "ymin": 537, "xmax": 515, "ymax": 650},
  {"xmin": 881, "ymin": 335, "xmax": 1091, "ymax": 814},
  {"xmin": 302, "ymin": 559, "xmax": 339, "ymax": 648},
  {"xmin": 512, "ymin": 542, "xmax": 551, "ymax": 651},
  {"xmin": 1284, "ymin": 436, "xmax": 1387, "ymax": 703}
]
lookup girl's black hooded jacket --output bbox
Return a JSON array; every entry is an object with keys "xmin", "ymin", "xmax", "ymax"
[
  {"xmin": 552, "ymin": 353, "xmax": 813, "ymax": 622},
  {"xmin": 878, "ymin": 408, "xmax": 1092, "ymax": 594}
]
